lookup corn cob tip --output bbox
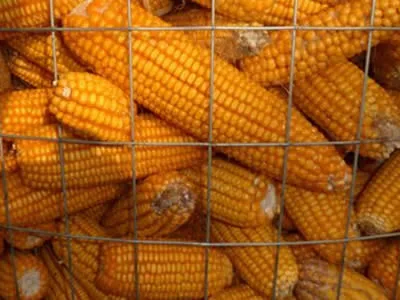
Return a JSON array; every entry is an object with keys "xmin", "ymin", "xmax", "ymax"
[
  {"xmin": 261, "ymin": 182, "xmax": 278, "ymax": 220},
  {"xmin": 152, "ymin": 181, "xmax": 196, "ymax": 215},
  {"xmin": 235, "ymin": 30, "xmax": 270, "ymax": 57},
  {"xmin": 18, "ymin": 269, "xmax": 42, "ymax": 298},
  {"xmin": 357, "ymin": 217, "xmax": 387, "ymax": 236},
  {"xmin": 375, "ymin": 120, "xmax": 400, "ymax": 158}
]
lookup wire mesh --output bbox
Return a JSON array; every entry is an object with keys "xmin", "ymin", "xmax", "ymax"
[{"xmin": 0, "ymin": 0, "xmax": 400, "ymax": 299}]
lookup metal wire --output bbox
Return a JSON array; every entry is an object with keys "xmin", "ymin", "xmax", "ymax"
[{"xmin": 2, "ymin": 0, "xmax": 400, "ymax": 299}]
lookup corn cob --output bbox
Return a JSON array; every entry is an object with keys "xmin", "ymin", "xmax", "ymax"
[
  {"xmin": 75, "ymin": 202, "xmax": 113, "ymax": 223},
  {"xmin": 0, "ymin": 49, "xmax": 12, "ymax": 93},
  {"xmin": 356, "ymin": 151, "xmax": 400, "ymax": 235},
  {"xmin": 8, "ymin": 53, "xmax": 53, "ymax": 88},
  {"xmin": 140, "ymin": 0, "xmax": 174, "ymax": 16},
  {"xmin": 387, "ymin": 89, "xmax": 400, "ymax": 109},
  {"xmin": 50, "ymin": 72, "xmax": 136, "ymax": 141},
  {"xmin": 0, "ymin": 250, "xmax": 49, "ymax": 300},
  {"xmin": 63, "ymin": 0, "xmax": 351, "ymax": 192},
  {"xmin": 191, "ymin": 0, "xmax": 328, "ymax": 25},
  {"xmin": 96, "ymin": 241, "xmax": 233, "ymax": 298},
  {"xmin": 0, "ymin": 172, "xmax": 125, "ymax": 226},
  {"xmin": 284, "ymin": 184, "xmax": 385, "ymax": 268},
  {"xmin": 3, "ymin": 142, "xmax": 18, "ymax": 174},
  {"xmin": 240, "ymin": 0, "xmax": 400, "ymax": 86},
  {"xmin": 211, "ymin": 220, "xmax": 298, "ymax": 298},
  {"xmin": 0, "ymin": 0, "xmax": 84, "ymax": 40},
  {"xmin": 4, "ymin": 222, "xmax": 56, "ymax": 250},
  {"xmin": 7, "ymin": 33, "xmax": 85, "ymax": 74},
  {"xmin": 40, "ymin": 246, "xmax": 91, "ymax": 300},
  {"xmin": 52, "ymin": 215, "xmax": 108, "ymax": 282},
  {"xmin": 16, "ymin": 116, "xmax": 207, "ymax": 189},
  {"xmin": 0, "ymin": 89, "xmax": 54, "ymax": 137},
  {"xmin": 180, "ymin": 158, "xmax": 277, "ymax": 227},
  {"xmin": 368, "ymin": 241, "xmax": 400, "ymax": 299},
  {"xmin": 103, "ymin": 171, "xmax": 196, "ymax": 238},
  {"xmin": 163, "ymin": 8, "xmax": 270, "ymax": 63},
  {"xmin": 283, "ymin": 233, "xmax": 319, "ymax": 263},
  {"xmin": 293, "ymin": 61, "xmax": 400, "ymax": 159},
  {"xmin": 210, "ymin": 284, "xmax": 265, "ymax": 300},
  {"xmin": 373, "ymin": 43, "xmax": 400, "ymax": 90},
  {"xmin": 296, "ymin": 258, "xmax": 388, "ymax": 299}
]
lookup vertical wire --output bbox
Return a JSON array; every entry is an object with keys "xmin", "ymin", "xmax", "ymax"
[
  {"xmin": 271, "ymin": 0, "xmax": 299, "ymax": 298},
  {"xmin": 0, "ymin": 139, "xmax": 20, "ymax": 300},
  {"xmin": 203, "ymin": 0, "xmax": 216, "ymax": 298},
  {"xmin": 126, "ymin": 1, "xmax": 140, "ymax": 299},
  {"xmin": 334, "ymin": 0, "xmax": 377, "ymax": 298},
  {"xmin": 48, "ymin": 0, "xmax": 75, "ymax": 298}
]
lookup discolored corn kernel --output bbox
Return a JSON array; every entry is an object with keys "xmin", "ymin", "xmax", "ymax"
[
  {"xmin": 368, "ymin": 241, "xmax": 400, "ymax": 299},
  {"xmin": 293, "ymin": 61, "xmax": 400, "ymax": 160},
  {"xmin": 240, "ymin": 0, "xmax": 400, "ymax": 85},
  {"xmin": 163, "ymin": 8, "xmax": 270, "ymax": 63},
  {"xmin": 180, "ymin": 158, "xmax": 278, "ymax": 227},
  {"xmin": 15, "ymin": 116, "xmax": 207, "ymax": 189},
  {"xmin": 96, "ymin": 242, "xmax": 234, "ymax": 298},
  {"xmin": 62, "ymin": 0, "xmax": 351, "ymax": 192},
  {"xmin": 0, "ymin": 89, "xmax": 54, "ymax": 136},
  {"xmin": 192, "ymin": 0, "xmax": 327, "ymax": 25},
  {"xmin": 7, "ymin": 33, "xmax": 85, "ymax": 74},
  {"xmin": 0, "ymin": 250, "xmax": 49, "ymax": 300},
  {"xmin": 8, "ymin": 53, "xmax": 53, "ymax": 88},
  {"xmin": 211, "ymin": 220, "xmax": 299, "ymax": 298},
  {"xmin": 102, "ymin": 171, "xmax": 196, "ymax": 238},
  {"xmin": 284, "ymin": 184, "xmax": 385, "ymax": 269},
  {"xmin": 356, "ymin": 151, "xmax": 400, "ymax": 235},
  {"xmin": 0, "ymin": 172, "xmax": 125, "ymax": 226}
]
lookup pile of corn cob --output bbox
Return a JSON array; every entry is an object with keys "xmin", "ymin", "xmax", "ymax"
[{"xmin": 0, "ymin": 0, "xmax": 400, "ymax": 299}]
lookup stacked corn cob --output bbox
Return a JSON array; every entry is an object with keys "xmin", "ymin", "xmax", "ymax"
[{"xmin": 0, "ymin": 0, "xmax": 398, "ymax": 299}]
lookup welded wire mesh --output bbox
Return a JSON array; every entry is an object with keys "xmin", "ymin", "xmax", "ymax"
[{"xmin": 0, "ymin": 0, "xmax": 400, "ymax": 299}]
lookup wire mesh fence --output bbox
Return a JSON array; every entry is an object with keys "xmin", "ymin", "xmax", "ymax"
[{"xmin": 0, "ymin": 0, "xmax": 400, "ymax": 299}]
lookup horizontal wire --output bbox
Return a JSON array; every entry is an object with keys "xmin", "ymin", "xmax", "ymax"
[
  {"xmin": 5, "ymin": 131, "xmax": 400, "ymax": 147},
  {"xmin": 1, "ymin": 25, "xmax": 400, "ymax": 32},
  {"xmin": 0, "ymin": 223, "xmax": 399, "ymax": 247}
]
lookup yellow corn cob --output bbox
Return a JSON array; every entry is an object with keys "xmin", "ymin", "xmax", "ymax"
[
  {"xmin": 284, "ymin": 184, "xmax": 385, "ymax": 268},
  {"xmin": 387, "ymin": 89, "xmax": 400, "ymax": 109},
  {"xmin": 373, "ymin": 43, "xmax": 400, "ymax": 90},
  {"xmin": 50, "ymin": 72, "xmax": 136, "ymax": 141},
  {"xmin": 16, "ymin": 116, "xmax": 207, "ymax": 189},
  {"xmin": 356, "ymin": 151, "xmax": 400, "ymax": 235},
  {"xmin": 0, "ymin": 49, "xmax": 12, "ymax": 93},
  {"xmin": 96, "ymin": 241, "xmax": 233, "ymax": 298},
  {"xmin": 240, "ymin": 0, "xmax": 400, "ymax": 86},
  {"xmin": 140, "ymin": 0, "xmax": 174, "ymax": 16},
  {"xmin": 4, "ymin": 222, "xmax": 56, "ymax": 250},
  {"xmin": 0, "ymin": 250, "xmax": 49, "ymax": 300},
  {"xmin": 52, "ymin": 215, "xmax": 108, "ymax": 282},
  {"xmin": 283, "ymin": 233, "xmax": 319, "ymax": 263},
  {"xmin": 103, "ymin": 171, "xmax": 196, "ymax": 238},
  {"xmin": 75, "ymin": 202, "xmax": 113, "ymax": 222},
  {"xmin": 296, "ymin": 258, "xmax": 388, "ymax": 299},
  {"xmin": 0, "ymin": 172, "xmax": 125, "ymax": 226},
  {"xmin": 0, "ymin": 0, "xmax": 84, "ymax": 40},
  {"xmin": 62, "ymin": 0, "xmax": 352, "ymax": 193},
  {"xmin": 167, "ymin": 210, "xmax": 207, "ymax": 242},
  {"xmin": 210, "ymin": 284, "xmax": 265, "ymax": 300},
  {"xmin": 7, "ymin": 33, "xmax": 85, "ymax": 74},
  {"xmin": 211, "ymin": 220, "xmax": 298, "ymax": 298},
  {"xmin": 368, "ymin": 241, "xmax": 400, "ymax": 299},
  {"xmin": 9, "ymin": 53, "xmax": 53, "ymax": 88},
  {"xmin": 0, "ymin": 89, "xmax": 54, "ymax": 136},
  {"xmin": 180, "ymin": 158, "xmax": 278, "ymax": 227},
  {"xmin": 163, "ymin": 8, "xmax": 270, "ymax": 63},
  {"xmin": 3, "ymin": 142, "xmax": 18, "ymax": 174},
  {"xmin": 191, "ymin": 0, "xmax": 327, "ymax": 25},
  {"xmin": 293, "ymin": 61, "xmax": 400, "ymax": 159},
  {"xmin": 40, "ymin": 246, "xmax": 91, "ymax": 300}
]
